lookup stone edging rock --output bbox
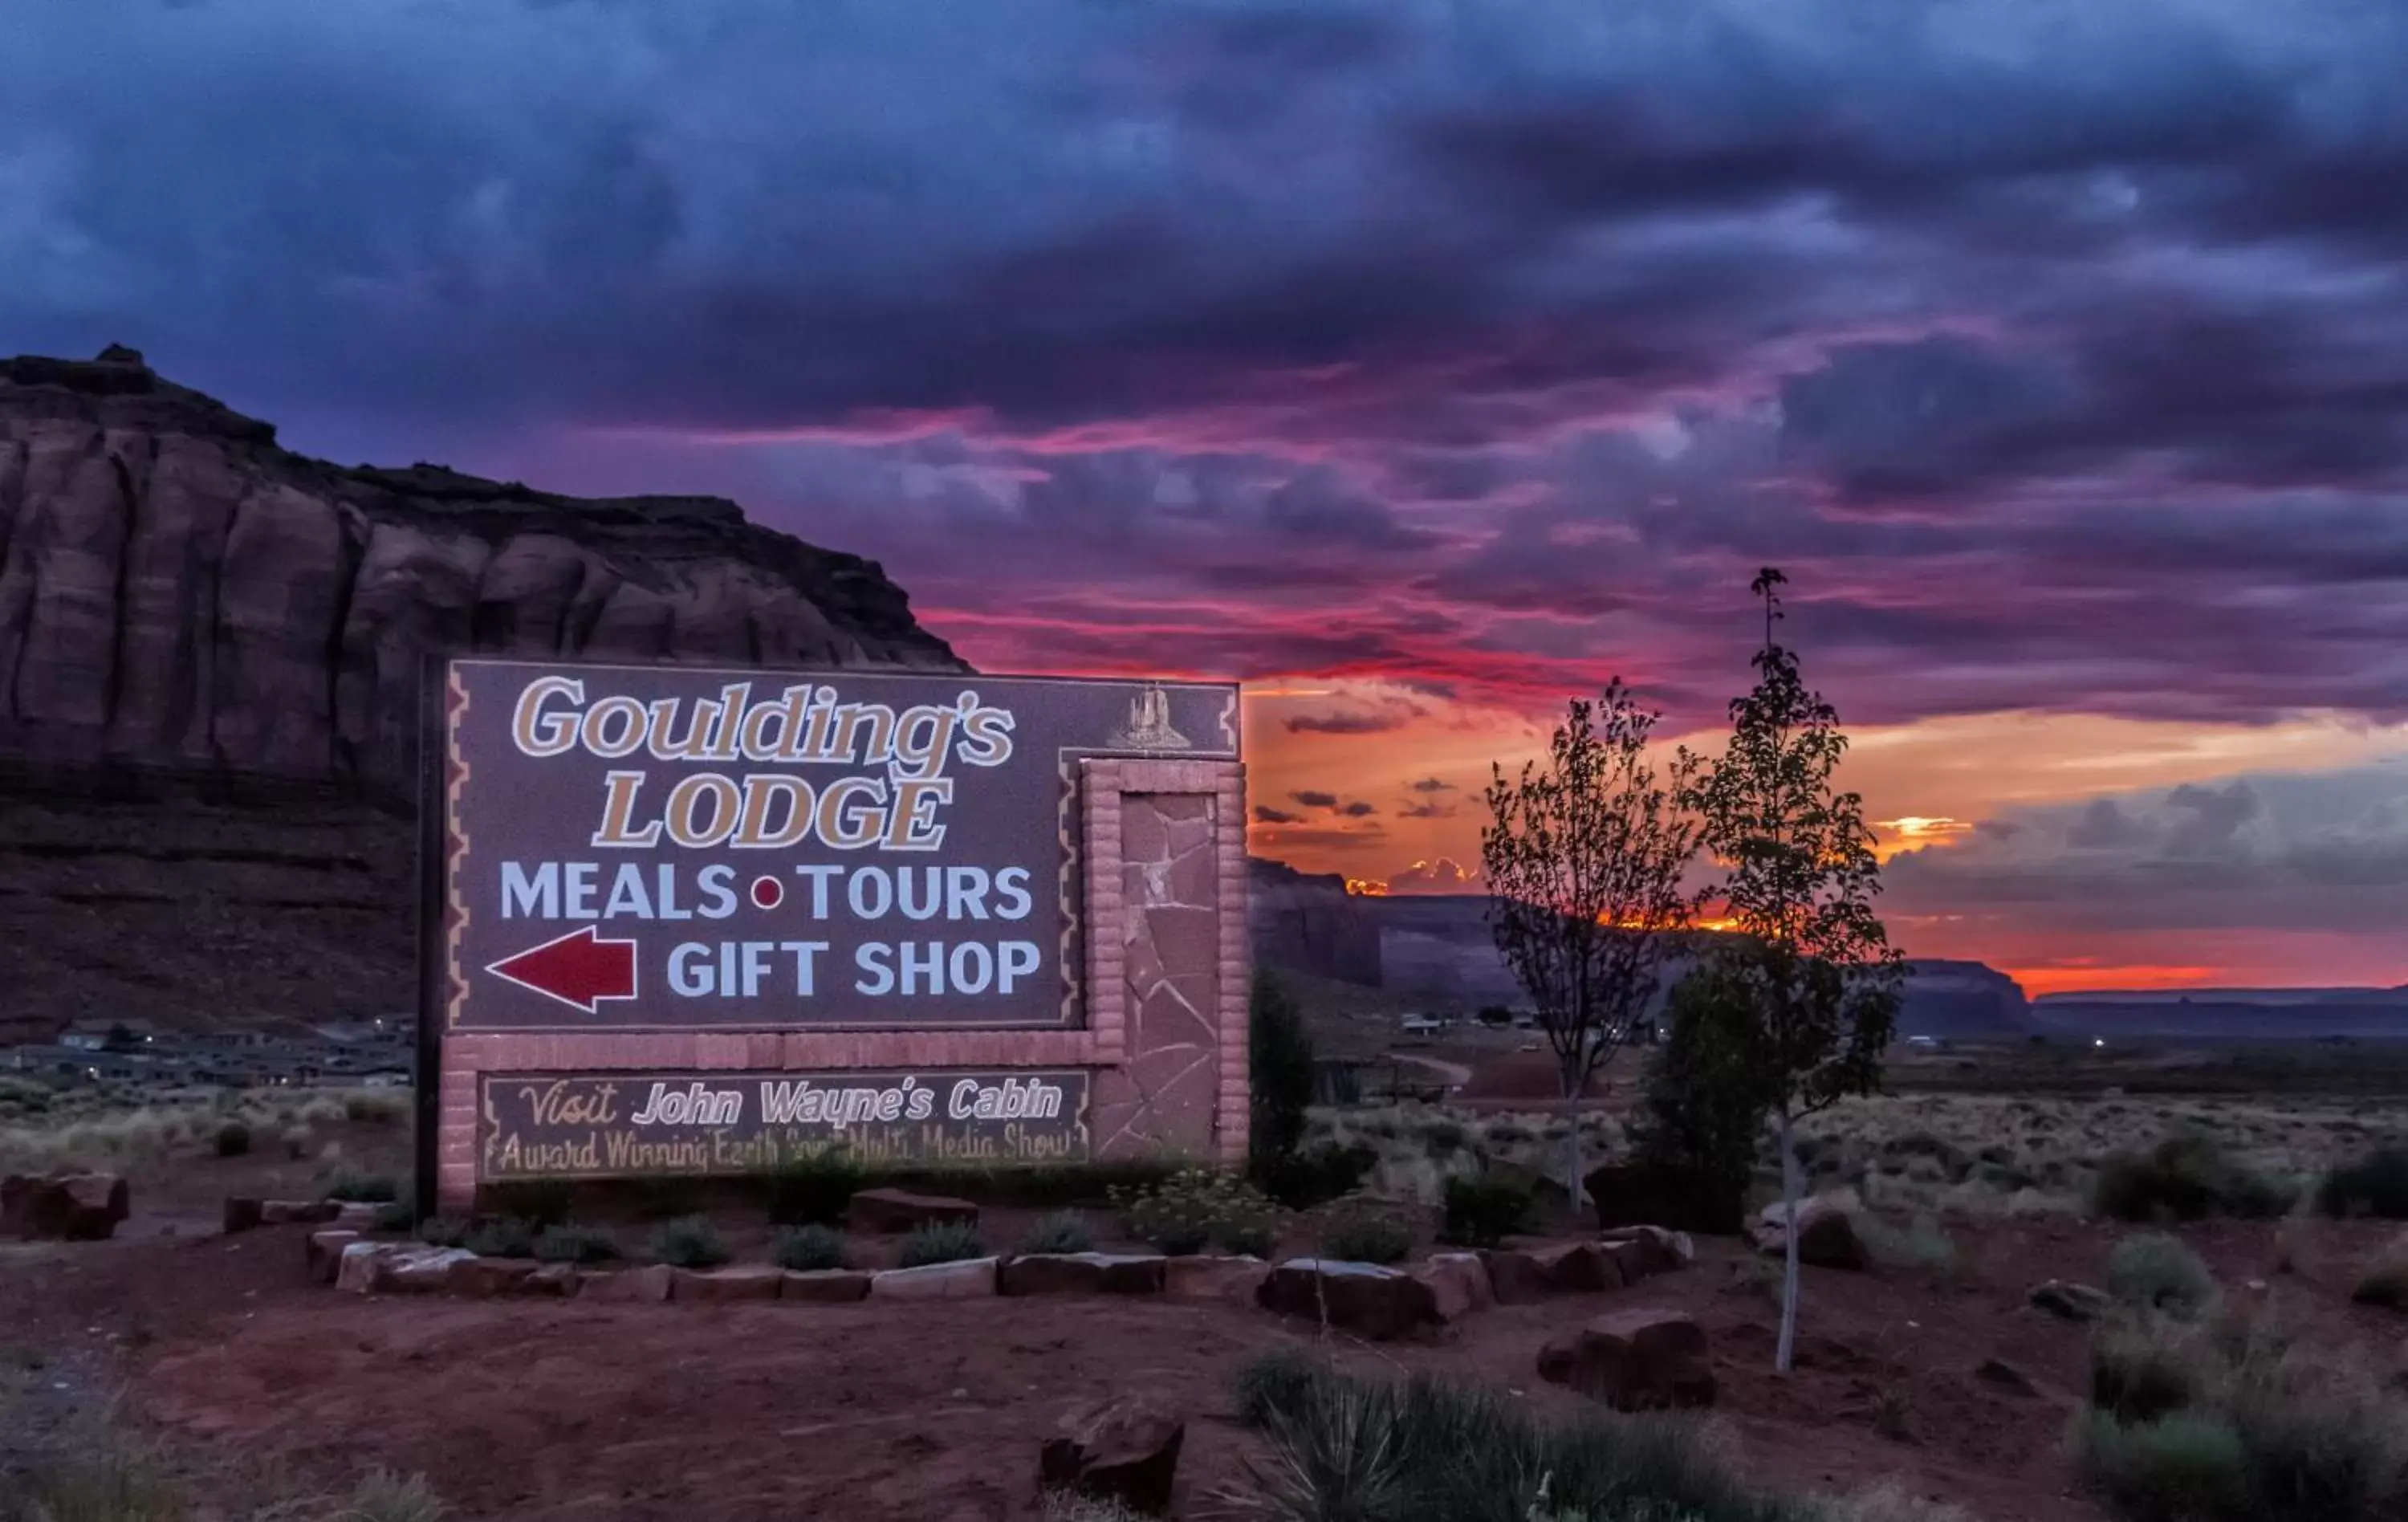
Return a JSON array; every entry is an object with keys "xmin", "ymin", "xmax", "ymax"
[{"xmin": 322, "ymin": 1223, "xmax": 1696, "ymax": 1341}]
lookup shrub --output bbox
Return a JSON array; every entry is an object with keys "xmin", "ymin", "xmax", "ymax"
[
  {"xmin": 2074, "ymin": 1409, "xmax": 2252, "ymax": 1521},
  {"xmin": 417, "ymin": 1215, "xmax": 470, "ymax": 1249},
  {"xmin": 772, "ymin": 1224, "xmax": 848, "ymax": 1272},
  {"xmin": 1439, "ymin": 1175, "xmax": 1531, "ymax": 1249},
  {"xmin": 649, "ymin": 1215, "xmax": 730, "ymax": 1268},
  {"xmin": 2349, "ymin": 1234, "xmax": 2408, "ymax": 1311},
  {"xmin": 341, "ymin": 1467, "xmax": 448, "ymax": 1522},
  {"xmin": 324, "ymin": 1170, "xmax": 399, "ymax": 1204},
  {"xmin": 280, "ymin": 1125, "xmax": 313, "ymax": 1161},
  {"xmin": 2092, "ymin": 1134, "xmax": 2292, "ymax": 1223},
  {"xmin": 213, "ymin": 1121, "xmax": 251, "ymax": 1158},
  {"xmin": 1218, "ymin": 1218, "xmax": 1279, "ymax": 1257},
  {"xmin": 765, "ymin": 1146, "xmax": 865, "ymax": 1227},
  {"xmin": 2316, "ymin": 1147, "xmax": 2408, "ymax": 1221},
  {"xmin": 1111, "ymin": 1169, "xmax": 1279, "ymax": 1256},
  {"xmin": 533, "ymin": 1224, "xmax": 620, "ymax": 1265},
  {"xmin": 1015, "ymin": 1210, "xmax": 1094, "ymax": 1256},
  {"xmin": 1256, "ymin": 1141, "xmax": 1379, "ymax": 1210},
  {"xmin": 343, "ymin": 1090, "xmax": 410, "ymax": 1126},
  {"xmin": 2074, "ymin": 1300, "xmax": 2408, "ymax": 1522},
  {"xmin": 1248, "ymin": 971, "xmax": 1316, "ymax": 1182},
  {"xmin": 2108, "ymin": 1232, "xmax": 2218, "ymax": 1319},
  {"xmin": 372, "ymin": 1199, "xmax": 416, "ymax": 1233},
  {"xmin": 1317, "ymin": 1198, "xmax": 1413, "ymax": 1266},
  {"xmin": 1223, "ymin": 1353, "xmax": 1801, "ymax": 1522},
  {"xmin": 482, "ymin": 1180, "xmax": 573, "ymax": 1227},
  {"xmin": 1857, "ymin": 1213, "xmax": 1959, "ymax": 1279},
  {"xmin": 462, "ymin": 1216, "xmax": 537, "ymax": 1258},
  {"xmin": 898, "ymin": 1220, "xmax": 988, "ymax": 1268}
]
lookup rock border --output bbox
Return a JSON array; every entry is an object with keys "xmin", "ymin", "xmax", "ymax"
[{"xmin": 323, "ymin": 1224, "xmax": 1695, "ymax": 1341}]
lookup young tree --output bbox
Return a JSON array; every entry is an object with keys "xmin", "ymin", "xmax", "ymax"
[
  {"xmin": 1482, "ymin": 681, "xmax": 1702, "ymax": 1207},
  {"xmin": 1683, "ymin": 568, "xmax": 1905, "ymax": 1375}
]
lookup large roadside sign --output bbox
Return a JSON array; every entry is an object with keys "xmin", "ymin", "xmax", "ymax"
[{"xmin": 429, "ymin": 658, "xmax": 1239, "ymax": 1034}]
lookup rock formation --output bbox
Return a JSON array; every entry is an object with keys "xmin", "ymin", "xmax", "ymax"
[{"xmin": 0, "ymin": 346, "xmax": 962, "ymax": 800}]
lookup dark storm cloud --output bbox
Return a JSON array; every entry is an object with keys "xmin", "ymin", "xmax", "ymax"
[
  {"xmin": 8, "ymin": 0, "xmax": 2408, "ymax": 730},
  {"xmin": 1285, "ymin": 713, "xmax": 1408, "ymax": 735}
]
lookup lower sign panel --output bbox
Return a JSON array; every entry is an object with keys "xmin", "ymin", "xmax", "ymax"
[{"xmin": 477, "ymin": 1068, "xmax": 1093, "ymax": 1179}]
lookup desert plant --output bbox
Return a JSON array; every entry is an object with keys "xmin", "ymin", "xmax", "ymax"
[
  {"xmin": 897, "ymin": 1219, "xmax": 988, "ymax": 1268},
  {"xmin": 1481, "ymin": 680, "xmax": 1703, "ymax": 1213},
  {"xmin": 340, "ymin": 1467, "xmax": 448, "ymax": 1522},
  {"xmin": 1112, "ymin": 1168, "xmax": 1279, "ymax": 1256},
  {"xmin": 2316, "ymin": 1147, "xmax": 2408, "ymax": 1220},
  {"xmin": 1857, "ymin": 1212, "xmax": 1959, "ymax": 1279},
  {"xmin": 765, "ymin": 1146, "xmax": 866, "ymax": 1227},
  {"xmin": 372, "ymin": 1199, "xmax": 416, "ymax": 1233},
  {"xmin": 416, "ymin": 1215, "xmax": 470, "ymax": 1249},
  {"xmin": 343, "ymin": 1090, "xmax": 411, "ymax": 1126},
  {"xmin": 2074, "ymin": 1408, "xmax": 2251, "ymax": 1521},
  {"xmin": 532, "ymin": 1223, "xmax": 620, "ymax": 1265},
  {"xmin": 462, "ymin": 1216, "xmax": 538, "ymax": 1259},
  {"xmin": 280, "ymin": 1124, "xmax": 313, "ymax": 1161},
  {"xmin": 2093, "ymin": 1134, "xmax": 2294, "ymax": 1223},
  {"xmin": 2350, "ymin": 1233, "xmax": 2408, "ymax": 1311},
  {"xmin": 1629, "ymin": 961, "xmax": 1776, "ymax": 1226},
  {"xmin": 324, "ymin": 1169, "xmax": 399, "ymax": 1204},
  {"xmin": 1439, "ymin": 1175, "xmax": 1531, "ymax": 1249},
  {"xmin": 649, "ymin": 1215, "xmax": 730, "ymax": 1268},
  {"xmin": 1317, "ymin": 1198, "xmax": 1414, "ymax": 1266},
  {"xmin": 772, "ymin": 1223, "xmax": 848, "ymax": 1272},
  {"xmin": 2089, "ymin": 1316, "xmax": 2205, "ymax": 1422},
  {"xmin": 213, "ymin": 1120, "xmax": 251, "ymax": 1158},
  {"xmin": 1015, "ymin": 1210, "xmax": 1095, "ymax": 1256},
  {"xmin": 2108, "ymin": 1232, "xmax": 2218, "ymax": 1319}
]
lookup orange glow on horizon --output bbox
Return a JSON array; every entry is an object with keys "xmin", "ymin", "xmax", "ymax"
[{"xmin": 2006, "ymin": 963, "xmax": 2230, "ymax": 998}]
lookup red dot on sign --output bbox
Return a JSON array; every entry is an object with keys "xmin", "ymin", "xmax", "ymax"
[{"xmin": 750, "ymin": 876, "xmax": 783, "ymax": 910}]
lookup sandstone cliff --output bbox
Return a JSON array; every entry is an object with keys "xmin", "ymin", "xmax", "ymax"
[{"xmin": 0, "ymin": 345, "xmax": 962, "ymax": 800}]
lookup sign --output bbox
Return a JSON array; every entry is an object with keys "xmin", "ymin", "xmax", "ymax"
[
  {"xmin": 477, "ymin": 1068, "xmax": 1093, "ymax": 1178},
  {"xmin": 437, "ymin": 659, "xmax": 1239, "ymax": 1032}
]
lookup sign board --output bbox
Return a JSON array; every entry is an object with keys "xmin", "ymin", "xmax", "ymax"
[
  {"xmin": 417, "ymin": 657, "xmax": 1243, "ymax": 1198},
  {"xmin": 435, "ymin": 659, "xmax": 1238, "ymax": 1034},
  {"xmin": 478, "ymin": 1068, "xmax": 1093, "ymax": 1178}
]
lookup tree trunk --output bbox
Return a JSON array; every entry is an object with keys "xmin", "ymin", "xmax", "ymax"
[
  {"xmin": 1561, "ymin": 1055, "xmax": 1588, "ymax": 1214},
  {"xmin": 1775, "ymin": 1105, "xmax": 1801, "ymax": 1376}
]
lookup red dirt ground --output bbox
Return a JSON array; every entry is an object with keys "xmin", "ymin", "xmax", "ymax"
[{"xmin": 5, "ymin": 1135, "xmax": 2405, "ymax": 1522}]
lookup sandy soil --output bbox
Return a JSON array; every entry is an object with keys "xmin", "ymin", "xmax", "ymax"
[{"xmin": 5, "ymin": 1130, "xmax": 2404, "ymax": 1522}]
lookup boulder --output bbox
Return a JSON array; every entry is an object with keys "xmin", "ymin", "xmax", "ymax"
[
  {"xmin": 2028, "ymin": 1281, "xmax": 2113, "ymax": 1323},
  {"xmin": 1161, "ymin": 1255, "xmax": 1269, "ymax": 1305},
  {"xmin": 1599, "ymin": 1225, "xmax": 1691, "ymax": 1279},
  {"xmin": 332, "ymin": 1202, "xmax": 387, "ymax": 1230},
  {"xmin": 1975, "ymin": 1357, "xmax": 2043, "ymax": 1398},
  {"xmin": 441, "ymin": 1257, "xmax": 539, "ymax": 1296},
  {"xmin": 1479, "ymin": 1248, "xmax": 1554, "ymax": 1305},
  {"xmin": 1752, "ymin": 1199, "xmax": 1868, "ymax": 1272},
  {"xmin": 1537, "ymin": 1309, "xmax": 1716, "ymax": 1411},
  {"xmin": 306, "ymin": 1229, "xmax": 361, "ymax": 1284},
  {"xmin": 1413, "ymin": 1251, "xmax": 1495, "ymax": 1322},
  {"xmin": 1587, "ymin": 1164, "xmax": 1746, "ymax": 1235},
  {"xmin": 869, "ymin": 1257, "xmax": 999, "ymax": 1301},
  {"xmin": 259, "ymin": 1199, "xmax": 340, "ymax": 1227},
  {"xmin": 334, "ymin": 1242, "xmax": 474, "ymax": 1295},
  {"xmin": 673, "ymin": 1266, "xmax": 785, "ymax": 1303},
  {"xmin": 1258, "ymin": 1259, "xmax": 1439, "ymax": 1341},
  {"xmin": 580, "ymin": 1264, "xmax": 675, "ymax": 1303},
  {"xmin": 846, "ymin": 1188, "xmax": 979, "ymax": 1235},
  {"xmin": 1040, "ymin": 1396, "xmax": 1185, "ymax": 1516},
  {"xmin": 1532, "ymin": 1241, "xmax": 1625, "ymax": 1294},
  {"xmin": 1000, "ymin": 1253, "xmax": 1168, "ymax": 1297},
  {"xmin": 523, "ymin": 1263, "xmax": 581, "ymax": 1297},
  {"xmin": 2, "ymin": 1172, "xmax": 128, "ymax": 1240},
  {"xmin": 222, "ymin": 1197, "xmax": 265, "ymax": 1235},
  {"xmin": 779, "ymin": 1269, "xmax": 872, "ymax": 1304}
]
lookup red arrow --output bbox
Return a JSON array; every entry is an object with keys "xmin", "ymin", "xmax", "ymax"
[{"xmin": 485, "ymin": 926, "xmax": 639, "ymax": 1015}]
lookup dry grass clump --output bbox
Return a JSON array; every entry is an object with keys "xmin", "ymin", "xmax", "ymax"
[
  {"xmin": 2348, "ymin": 1232, "xmax": 2408, "ymax": 1312},
  {"xmin": 0, "ymin": 1087, "xmax": 413, "ymax": 1174}
]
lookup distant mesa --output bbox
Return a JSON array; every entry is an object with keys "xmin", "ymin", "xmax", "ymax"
[{"xmin": 0, "ymin": 344, "xmax": 964, "ymax": 801}]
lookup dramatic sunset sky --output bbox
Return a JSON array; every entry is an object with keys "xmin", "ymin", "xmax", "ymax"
[{"xmin": 6, "ymin": 2, "xmax": 2405, "ymax": 993}]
